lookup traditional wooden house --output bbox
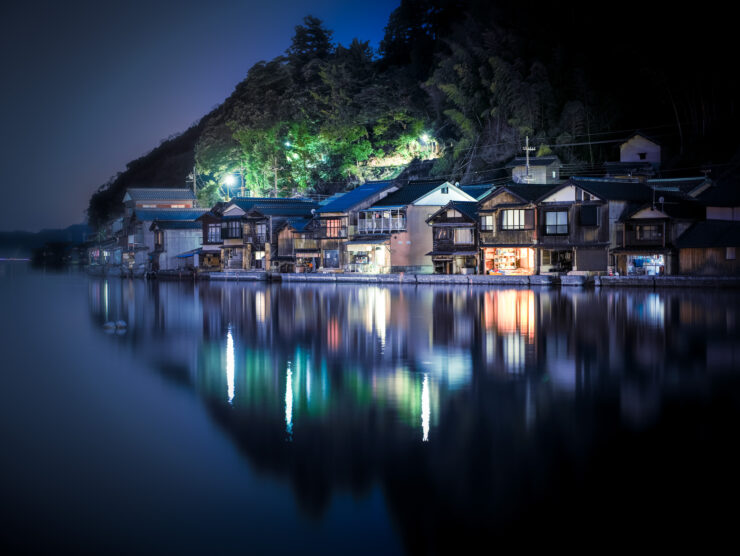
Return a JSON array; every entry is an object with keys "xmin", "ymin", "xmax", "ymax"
[
  {"xmin": 507, "ymin": 156, "xmax": 562, "ymax": 184},
  {"xmin": 149, "ymin": 219, "xmax": 205, "ymax": 271},
  {"xmin": 613, "ymin": 199, "xmax": 702, "ymax": 275},
  {"xmin": 535, "ymin": 178, "xmax": 644, "ymax": 274},
  {"xmin": 426, "ymin": 201, "xmax": 480, "ymax": 274},
  {"xmin": 677, "ymin": 184, "xmax": 740, "ymax": 275},
  {"xmin": 477, "ymin": 184, "xmax": 557, "ymax": 275},
  {"xmin": 604, "ymin": 132, "xmax": 662, "ymax": 179},
  {"xmin": 126, "ymin": 208, "xmax": 206, "ymax": 273},
  {"xmin": 198, "ymin": 198, "xmax": 318, "ymax": 271},
  {"xmin": 351, "ymin": 181, "xmax": 477, "ymax": 273},
  {"xmin": 275, "ymin": 218, "xmax": 319, "ymax": 272},
  {"xmin": 314, "ymin": 181, "xmax": 398, "ymax": 271}
]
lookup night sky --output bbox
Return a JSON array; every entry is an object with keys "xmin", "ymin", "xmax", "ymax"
[{"xmin": 0, "ymin": 0, "xmax": 400, "ymax": 232}]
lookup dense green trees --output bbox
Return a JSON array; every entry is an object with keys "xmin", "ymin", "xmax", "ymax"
[{"xmin": 87, "ymin": 0, "xmax": 738, "ymax": 227}]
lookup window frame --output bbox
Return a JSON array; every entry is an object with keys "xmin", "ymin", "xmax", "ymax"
[{"xmin": 545, "ymin": 211, "xmax": 569, "ymax": 235}]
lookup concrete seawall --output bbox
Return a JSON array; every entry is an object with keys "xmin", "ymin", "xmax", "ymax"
[{"xmin": 88, "ymin": 267, "xmax": 740, "ymax": 288}]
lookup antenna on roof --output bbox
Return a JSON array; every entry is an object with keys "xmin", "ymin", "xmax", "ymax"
[{"xmin": 523, "ymin": 136, "xmax": 535, "ymax": 182}]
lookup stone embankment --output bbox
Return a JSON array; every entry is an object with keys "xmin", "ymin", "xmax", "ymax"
[{"xmin": 88, "ymin": 266, "xmax": 740, "ymax": 288}]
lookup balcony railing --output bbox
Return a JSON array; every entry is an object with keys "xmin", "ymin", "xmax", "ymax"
[{"xmin": 358, "ymin": 218, "xmax": 406, "ymax": 234}]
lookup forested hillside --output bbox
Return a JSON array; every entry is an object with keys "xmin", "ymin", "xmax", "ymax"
[{"xmin": 87, "ymin": 0, "xmax": 737, "ymax": 227}]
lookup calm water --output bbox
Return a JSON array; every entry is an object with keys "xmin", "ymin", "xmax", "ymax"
[{"xmin": 2, "ymin": 264, "xmax": 740, "ymax": 553}]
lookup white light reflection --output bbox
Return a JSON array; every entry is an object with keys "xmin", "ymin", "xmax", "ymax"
[
  {"xmin": 285, "ymin": 364, "xmax": 293, "ymax": 440},
  {"xmin": 421, "ymin": 373, "xmax": 430, "ymax": 442},
  {"xmin": 226, "ymin": 326, "xmax": 235, "ymax": 405}
]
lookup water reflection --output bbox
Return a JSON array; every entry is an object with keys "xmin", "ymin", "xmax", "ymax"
[{"xmin": 86, "ymin": 279, "xmax": 740, "ymax": 552}]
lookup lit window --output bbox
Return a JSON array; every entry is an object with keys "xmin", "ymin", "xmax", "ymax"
[
  {"xmin": 326, "ymin": 219, "xmax": 341, "ymax": 237},
  {"xmin": 454, "ymin": 228, "xmax": 473, "ymax": 244},
  {"xmin": 545, "ymin": 211, "xmax": 568, "ymax": 235},
  {"xmin": 481, "ymin": 215, "xmax": 494, "ymax": 231},
  {"xmin": 502, "ymin": 210, "xmax": 525, "ymax": 230}
]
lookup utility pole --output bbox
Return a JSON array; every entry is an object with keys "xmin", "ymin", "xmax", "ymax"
[{"xmin": 523, "ymin": 136, "xmax": 536, "ymax": 182}]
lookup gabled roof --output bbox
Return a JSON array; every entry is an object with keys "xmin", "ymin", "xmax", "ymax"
[
  {"xmin": 124, "ymin": 188, "xmax": 196, "ymax": 202},
  {"xmin": 368, "ymin": 181, "xmax": 447, "ymax": 208},
  {"xmin": 317, "ymin": 181, "xmax": 396, "ymax": 213},
  {"xmin": 676, "ymin": 220, "xmax": 740, "ymax": 248},
  {"xmin": 619, "ymin": 200, "xmax": 703, "ymax": 221},
  {"xmin": 459, "ymin": 184, "xmax": 497, "ymax": 200},
  {"xmin": 506, "ymin": 156, "xmax": 561, "ymax": 168},
  {"xmin": 427, "ymin": 201, "xmax": 479, "ymax": 223},
  {"xmin": 131, "ymin": 208, "xmax": 207, "ymax": 222},
  {"xmin": 247, "ymin": 201, "xmax": 318, "ymax": 218},
  {"xmin": 149, "ymin": 220, "xmax": 202, "ymax": 231},
  {"xmin": 568, "ymin": 177, "xmax": 652, "ymax": 202},
  {"xmin": 227, "ymin": 196, "xmax": 316, "ymax": 212},
  {"xmin": 481, "ymin": 183, "xmax": 559, "ymax": 204},
  {"xmin": 623, "ymin": 131, "xmax": 661, "ymax": 146},
  {"xmin": 647, "ymin": 177, "xmax": 712, "ymax": 197}
]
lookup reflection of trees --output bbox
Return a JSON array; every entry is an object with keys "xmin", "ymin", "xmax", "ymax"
[{"xmin": 86, "ymin": 279, "xmax": 740, "ymax": 553}]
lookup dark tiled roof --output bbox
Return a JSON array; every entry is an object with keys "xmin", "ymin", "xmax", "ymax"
[
  {"xmin": 620, "ymin": 201, "xmax": 703, "ymax": 221},
  {"xmin": 485, "ymin": 183, "xmax": 559, "ymax": 203},
  {"xmin": 696, "ymin": 186, "xmax": 740, "ymax": 207},
  {"xmin": 604, "ymin": 161, "xmax": 656, "ymax": 176},
  {"xmin": 506, "ymin": 156, "xmax": 561, "ymax": 168},
  {"xmin": 126, "ymin": 188, "xmax": 196, "ymax": 201},
  {"xmin": 459, "ymin": 184, "xmax": 496, "ymax": 200},
  {"xmin": 450, "ymin": 201, "xmax": 479, "ymax": 220},
  {"xmin": 647, "ymin": 177, "xmax": 710, "ymax": 196},
  {"xmin": 569, "ymin": 177, "xmax": 652, "ymax": 202},
  {"xmin": 369, "ymin": 181, "xmax": 446, "ymax": 208},
  {"xmin": 150, "ymin": 220, "xmax": 202, "ymax": 230},
  {"xmin": 677, "ymin": 220, "xmax": 740, "ymax": 248},
  {"xmin": 279, "ymin": 217, "xmax": 313, "ymax": 232},
  {"xmin": 132, "ymin": 208, "xmax": 207, "ymax": 221},
  {"xmin": 248, "ymin": 202, "xmax": 318, "ymax": 217},
  {"xmin": 624, "ymin": 131, "xmax": 662, "ymax": 146},
  {"xmin": 318, "ymin": 181, "xmax": 396, "ymax": 213},
  {"xmin": 228, "ymin": 196, "xmax": 316, "ymax": 211}
]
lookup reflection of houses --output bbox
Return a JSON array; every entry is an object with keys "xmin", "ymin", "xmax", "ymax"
[
  {"xmin": 314, "ymin": 181, "xmax": 398, "ymax": 271},
  {"xmin": 352, "ymin": 181, "xmax": 477, "ymax": 273},
  {"xmin": 478, "ymin": 184, "xmax": 556, "ymax": 275},
  {"xmin": 426, "ymin": 201, "xmax": 479, "ymax": 274}
]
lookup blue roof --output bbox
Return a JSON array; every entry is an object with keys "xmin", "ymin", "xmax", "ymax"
[
  {"xmin": 459, "ymin": 184, "xmax": 496, "ymax": 200},
  {"xmin": 132, "ymin": 208, "xmax": 207, "ymax": 221},
  {"xmin": 317, "ymin": 181, "xmax": 396, "ymax": 213},
  {"xmin": 228, "ymin": 197, "xmax": 316, "ymax": 212}
]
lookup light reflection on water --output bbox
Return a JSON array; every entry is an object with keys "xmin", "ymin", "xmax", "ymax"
[{"xmin": 76, "ymin": 276, "xmax": 740, "ymax": 550}]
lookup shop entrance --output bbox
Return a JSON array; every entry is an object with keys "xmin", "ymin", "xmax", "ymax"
[{"xmin": 483, "ymin": 248, "xmax": 535, "ymax": 275}]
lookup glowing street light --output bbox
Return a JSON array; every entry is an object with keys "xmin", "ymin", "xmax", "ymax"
[
  {"xmin": 223, "ymin": 174, "xmax": 237, "ymax": 186},
  {"xmin": 421, "ymin": 133, "xmax": 430, "ymax": 143}
]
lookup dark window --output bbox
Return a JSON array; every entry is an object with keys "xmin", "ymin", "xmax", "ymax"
[
  {"xmin": 441, "ymin": 186, "xmax": 449, "ymax": 194},
  {"xmin": 636, "ymin": 224, "xmax": 662, "ymax": 240},
  {"xmin": 207, "ymin": 223, "xmax": 221, "ymax": 243},
  {"xmin": 580, "ymin": 205, "xmax": 599, "ymax": 226},
  {"xmin": 545, "ymin": 211, "xmax": 568, "ymax": 235},
  {"xmin": 434, "ymin": 228, "xmax": 451, "ymax": 240},
  {"xmin": 638, "ymin": 152, "xmax": 647, "ymax": 160}
]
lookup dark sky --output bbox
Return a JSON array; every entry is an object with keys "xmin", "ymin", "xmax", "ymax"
[{"xmin": 0, "ymin": 0, "xmax": 400, "ymax": 232}]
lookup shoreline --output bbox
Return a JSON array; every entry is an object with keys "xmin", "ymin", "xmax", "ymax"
[{"xmin": 86, "ymin": 266, "xmax": 740, "ymax": 288}]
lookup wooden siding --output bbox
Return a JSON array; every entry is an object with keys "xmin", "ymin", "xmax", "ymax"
[{"xmin": 679, "ymin": 248, "xmax": 740, "ymax": 275}]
